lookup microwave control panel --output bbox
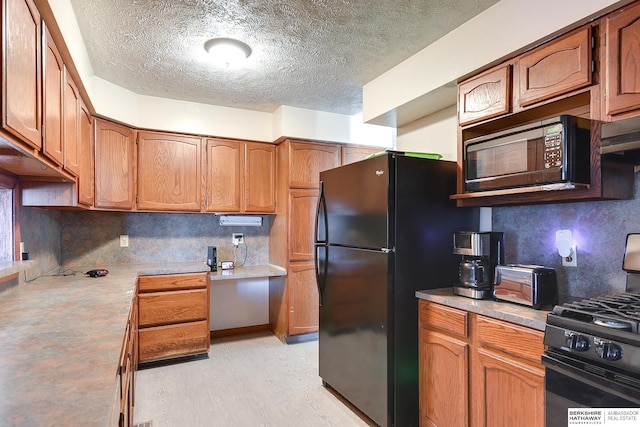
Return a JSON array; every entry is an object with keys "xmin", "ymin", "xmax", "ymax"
[{"xmin": 544, "ymin": 131, "xmax": 563, "ymax": 169}]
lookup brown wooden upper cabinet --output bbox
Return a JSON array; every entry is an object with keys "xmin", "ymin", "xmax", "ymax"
[
  {"xmin": 2, "ymin": 0, "xmax": 41, "ymax": 149},
  {"xmin": 205, "ymin": 138, "xmax": 275, "ymax": 213},
  {"xmin": 205, "ymin": 138, "xmax": 242, "ymax": 212},
  {"xmin": 42, "ymin": 23, "xmax": 64, "ymax": 166},
  {"xmin": 604, "ymin": 1, "xmax": 640, "ymax": 117},
  {"xmin": 458, "ymin": 26, "xmax": 593, "ymax": 127},
  {"xmin": 94, "ymin": 118, "xmax": 135, "ymax": 210},
  {"xmin": 288, "ymin": 141, "xmax": 340, "ymax": 188},
  {"xmin": 516, "ymin": 26, "xmax": 592, "ymax": 108},
  {"xmin": 77, "ymin": 101, "xmax": 93, "ymax": 206},
  {"xmin": 137, "ymin": 131, "xmax": 202, "ymax": 212},
  {"xmin": 458, "ymin": 65, "xmax": 511, "ymax": 126},
  {"xmin": 62, "ymin": 68, "xmax": 81, "ymax": 176},
  {"xmin": 244, "ymin": 142, "xmax": 276, "ymax": 212}
]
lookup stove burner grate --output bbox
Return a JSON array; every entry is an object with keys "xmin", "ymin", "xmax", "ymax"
[{"xmin": 554, "ymin": 292, "xmax": 640, "ymax": 333}]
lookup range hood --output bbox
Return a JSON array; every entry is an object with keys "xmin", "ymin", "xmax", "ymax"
[{"xmin": 601, "ymin": 115, "xmax": 640, "ymax": 160}]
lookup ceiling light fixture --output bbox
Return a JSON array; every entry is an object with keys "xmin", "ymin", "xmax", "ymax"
[{"xmin": 204, "ymin": 37, "xmax": 252, "ymax": 66}]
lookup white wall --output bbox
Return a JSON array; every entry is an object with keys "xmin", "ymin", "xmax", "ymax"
[
  {"xmin": 396, "ymin": 105, "xmax": 457, "ymax": 160},
  {"xmin": 47, "ymin": 0, "xmax": 395, "ymax": 146}
]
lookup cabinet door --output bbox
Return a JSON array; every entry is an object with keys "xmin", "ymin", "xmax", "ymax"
[
  {"xmin": 474, "ymin": 350, "xmax": 544, "ymax": 427},
  {"xmin": 458, "ymin": 65, "xmax": 511, "ymax": 126},
  {"xmin": 77, "ymin": 102, "xmax": 93, "ymax": 206},
  {"xmin": 205, "ymin": 138, "xmax": 243, "ymax": 212},
  {"xmin": 289, "ymin": 141, "xmax": 340, "ymax": 188},
  {"xmin": 42, "ymin": 23, "xmax": 64, "ymax": 166},
  {"xmin": 63, "ymin": 68, "xmax": 80, "ymax": 176},
  {"xmin": 2, "ymin": 0, "xmax": 41, "ymax": 148},
  {"xmin": 288, "ymin": 262, "xmax": 318, "ymax": 335},
  {"xmin": 137, "ymin": 131, "xmax": 202, "ymax": 212},
  {"xmin": 517, "ymin": 27, "xmax": 592, "ymax": 107},
  {"xmin": 419, "ymin": 331, "xmax": 469, "ymax": 427},
  {"xmin": 245, "ymin": 142, "xmax": 276, "ymax": 213},
  {"xmin": 604, "ymin": 1, "xmax": 640, "ymax": 116},
  {"xmin": 94, "ymin": 119, "xmax": 135, "ymax": 209},
  {"xmin": 341, "ymin": 145, "xmax": 380, "ymax": 165},
  {"xmin": 289, "ymin": 189, "xmax": 318, "ymax": 261}
]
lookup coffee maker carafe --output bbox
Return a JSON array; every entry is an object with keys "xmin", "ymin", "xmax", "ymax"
[{"xmin": 453, "ymin": 231, "xmax": 504, "ymax": 299}]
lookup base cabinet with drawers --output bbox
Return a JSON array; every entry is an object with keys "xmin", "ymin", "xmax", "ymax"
[
  {"xmin": 418, "ymin": 300, "xmax": 545, "ymax": 427},
  {"xmin": 137, "ymin": 272, "xmax": 210, "ymax": 363}
]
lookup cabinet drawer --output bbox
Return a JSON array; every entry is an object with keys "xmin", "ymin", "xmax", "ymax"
[
  {"xmin": 139, "ymin": 289, "xmax": 208, "ymax": 327},
  {"xmin": 138, "ymin": 272, "xmax": 207, "ymax": 292},
  {"xmin": 476, "ymin": 315, "xmax": 544, "ymax": 365},
  {"xmin": 138, "ymin": 320, "xmax": 210, "ymax": 363},
  {"xmin": 419, "ymin": 301, "xmax": 468, "ymax": 339}
]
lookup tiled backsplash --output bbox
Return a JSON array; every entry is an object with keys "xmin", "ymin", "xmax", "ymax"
[
  {"xmin": 58, "ymin": 211, "xmax": 271, "ymax": 268},
  {"xmin": 19, "ymin": 206, "xmax": 61, "ymax": 278},
  {"xmin": 19, "ymin": 171, "xmax": 640, "ymax": 303},
  {"xmin": 493, "ymin": 173, "xmax": 640, "ymax": 301}
]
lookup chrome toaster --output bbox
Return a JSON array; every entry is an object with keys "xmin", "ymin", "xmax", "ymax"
[{"xmin": 493, "ymin": 264, "xmax": 558, "ymax": 309}]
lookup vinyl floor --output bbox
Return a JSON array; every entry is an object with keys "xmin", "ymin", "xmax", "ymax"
[{"xmin": 133, "ymin": 331, "xmax": 371, "ymax": 427}]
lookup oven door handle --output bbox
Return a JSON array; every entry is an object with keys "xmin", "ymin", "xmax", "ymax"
[{"xmin": 542, "ymin": 352, "xmax": 640, "ymax": 405}]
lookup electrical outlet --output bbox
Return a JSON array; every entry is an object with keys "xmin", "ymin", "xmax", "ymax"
[
  {"xmin": 232, "ymin": 233, "xmax": 244, "ymax": 245},
  {"xmin": 562, "ymin": 248, "xmax": 578, "ymax": 267},
  {"xmin": 119, "ymin": 234, "xmax": 129, "ymax": 247}
]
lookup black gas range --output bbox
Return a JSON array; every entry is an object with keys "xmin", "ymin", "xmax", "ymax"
[
  {"xmin": 541, "ymin": 234, "xmax": 640, "ymax": 426},
  {"xmin": 545, "ymin": 293, "xmax": 640, "ymax": 373},
  {"xmin": 543, "ymin": 293, "xmax": 640, "ymax": 426}
]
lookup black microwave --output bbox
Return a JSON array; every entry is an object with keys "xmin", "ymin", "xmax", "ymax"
[{"xmin": 464, "ymin": 115, "xmax": 591, "ymax": 192}]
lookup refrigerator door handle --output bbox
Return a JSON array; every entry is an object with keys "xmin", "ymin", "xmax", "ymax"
[
  {"xmin": 314, "ymin": 181, "xmax": 328, "ymax": 245},
  {"xmin": 315, "ymin": 243, "xmax": 327, "ymax": 306}
]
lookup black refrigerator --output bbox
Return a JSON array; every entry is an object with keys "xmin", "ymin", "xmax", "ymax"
[{"xmin": 314, "ymin": 152, "xmax": 478, "ymax": 427}]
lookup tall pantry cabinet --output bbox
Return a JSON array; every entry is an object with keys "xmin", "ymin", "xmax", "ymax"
[{"xmin": 268, "ymin": 139, "xmax": 380, "ymax": 342}]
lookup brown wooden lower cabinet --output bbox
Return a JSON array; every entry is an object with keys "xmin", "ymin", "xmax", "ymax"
[
  {"xmin": 110, "ymin": 295, "xmax": 137, "ymax": 427},
  {"xmin": 420, "ymin": 331, "xmax": 469, "ymax": 427},
  {"xmin": 418, "ymin": 300, "xmax": 544, "ymax": 427},
  {"xmin": 288, "ymin": 262, "xmax": 318, "ymax": 336},
  {"xmin": 138, "ymin": 320, "xmax": 209, "ymax": 362},
  {"xmin": 137, "ymin": 272, "xmax": 210, "ymax": 363}
]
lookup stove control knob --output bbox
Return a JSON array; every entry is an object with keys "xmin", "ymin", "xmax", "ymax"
[
  {"xmin": 595, "ymin": 342, "xmax": 623, "ymax": 361},
  {"xmin": 566, "ymin": 334, "xmax": 590, "ymax": 351}
]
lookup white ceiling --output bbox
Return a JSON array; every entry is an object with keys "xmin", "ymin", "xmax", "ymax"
[{"xmin": 69, "ymin": 0, "xmax": 500, "ymax": 116}]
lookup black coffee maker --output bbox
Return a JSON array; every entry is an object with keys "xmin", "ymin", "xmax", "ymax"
[{"xmin": 453, "ymin": 231, "xmax": 504, "ymax": 299}]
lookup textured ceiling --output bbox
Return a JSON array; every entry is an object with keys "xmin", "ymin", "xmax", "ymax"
[{"xmin": 69, "ymin": 0, "xmax": 500, "ymax": 116}]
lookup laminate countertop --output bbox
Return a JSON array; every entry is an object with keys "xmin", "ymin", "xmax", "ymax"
[
  {"xmin": 416, "ymin": 287, "xmax": 550, "ymax": 331},
  {"xmin": 0, "ymin": 262, "xmax": 285, "ymax": 426}
]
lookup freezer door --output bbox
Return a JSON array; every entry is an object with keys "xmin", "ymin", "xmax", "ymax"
[
  {"xmin": 320, "ymin": 154, "xmax": 390, "ymax": 249},
  {"xmin": 319, "ymin": 245, "xmax": 391, "ymax": 427}
]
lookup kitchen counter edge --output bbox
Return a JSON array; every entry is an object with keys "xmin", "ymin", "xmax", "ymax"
[{"xmin": 416, "ymin": 287, "xmax": 549, "ymax": 331}]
